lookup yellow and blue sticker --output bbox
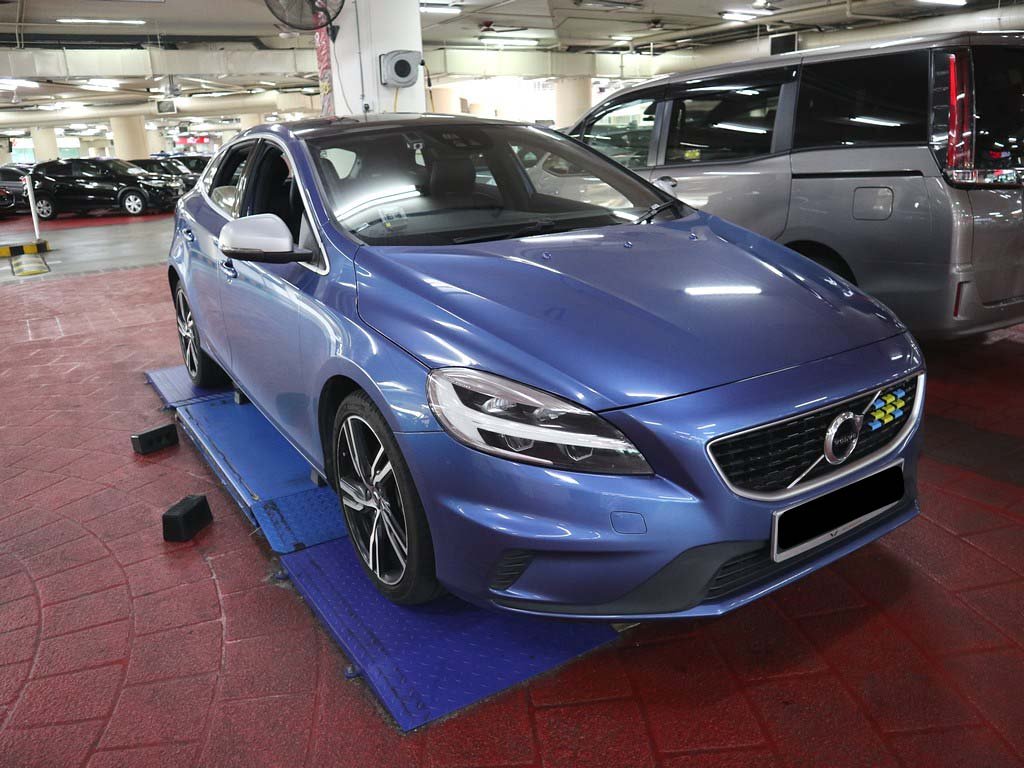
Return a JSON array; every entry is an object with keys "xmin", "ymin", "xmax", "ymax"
[{"xmin": 867, "ymin": 388, "xmax": 907, "ymax": 431}]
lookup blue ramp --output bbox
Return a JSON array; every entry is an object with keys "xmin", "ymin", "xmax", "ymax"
[
  {"xmin": 146, "ymin": 365, "xmax": 230, "ymax": 408},
  {"xmin": 146, "ymin": 365, "xmax": 617, "ymax": 731},
  {"xmin": 283, "ymin": 539, "xmax": 617, "ymax": 731}
]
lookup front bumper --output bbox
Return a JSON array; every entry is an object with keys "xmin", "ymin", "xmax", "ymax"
[{"xmin": 400, "ymin": 333, "xmax": 924, "ymax": 620}]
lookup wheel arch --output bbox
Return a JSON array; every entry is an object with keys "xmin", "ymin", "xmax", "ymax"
[
  {"xmin": 117, "ymin": 186, "xmax": 146, "ymax": 206},
  {"xmin": 784, "ymin": 240, "xmax": 858, "ymax": 284}
]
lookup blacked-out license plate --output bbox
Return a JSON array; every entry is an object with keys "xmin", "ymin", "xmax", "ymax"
[{"xmin": 772, "ymin": 465, "xmax": 905, "ymax": 562}]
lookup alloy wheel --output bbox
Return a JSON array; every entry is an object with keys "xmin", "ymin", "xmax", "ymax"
[
  {"xmin": 124, "ymin": 193, "xmax": 144, "ymax": 215},
  {"xmin": 175, "ymin": 289, "xmax": 199, "ymax": 377},
  {"xmin": 35, "ymin": 198, "xmax": 52, "ymax": 218},
  {"xmin": 335, "ymin": 415, "xmax": 409, "ymax": 586}
]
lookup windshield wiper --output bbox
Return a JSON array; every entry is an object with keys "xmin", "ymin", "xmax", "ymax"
[
  {"xmin": 453, "ymin": 218, "xmax": 560, "ymax": 244},
  {"xmin": 633, "ymin": 200, "xmax": 680, "ymax": 225}
]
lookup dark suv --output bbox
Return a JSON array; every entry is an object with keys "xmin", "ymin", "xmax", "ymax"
[
  {"xmin": 30, "ymin": 158, "xmax": 184, "ymax": 219},
  {"xmin": 130, "ymin": 158, "xmax": 200, "ymax": 190}
]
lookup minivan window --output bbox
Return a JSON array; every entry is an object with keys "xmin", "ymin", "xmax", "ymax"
[
  {"xmin": 665, "ymin": 82, "xmax": 781, "ymax": 164},
  {"xmin": 580, "ymin": 98, "xmax": 657, "ymax": 169},
  {"xmin": 794, "ymin": 51, "xmax": 929, "ymax": 148},
  {"xmin": 973, "ymin": 46, "xmax": 1024, "ymax": 174}
]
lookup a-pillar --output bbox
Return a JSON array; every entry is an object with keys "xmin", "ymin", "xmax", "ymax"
[
  {"xmin": 330, "ymin": 0, "xmax": 425, "ymax": 116},
  {"xmin": 554, "ymin": 76, "xmax": 592, "ymax": 128},
  {"xmin": 110, "ymin": 115, "xmax": 148, "ymax": 159},
  {"xmin": 239, "ymin": 114, "xmax": 265, "ymax": 132},
  {"xmin": 30, "ymin": 127, "xmax": 59, "ymax": 162}
]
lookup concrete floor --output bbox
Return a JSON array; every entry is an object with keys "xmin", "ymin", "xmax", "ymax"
[
  {"xmin": 1, "ymin": 234, "xmax": 1023, "ymax": 766},
  {"xmin": 0, "ymin": 213, "xmax": 173, "ymax": 285}
]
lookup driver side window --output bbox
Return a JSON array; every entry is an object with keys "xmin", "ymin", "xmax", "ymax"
[
  {"xmin": 581, "ymin": 98, "xmax": 657, "ymax": 170},
  {"xmin": 244, "ymin": 143, "xmax": 324, "ymax": 270}
]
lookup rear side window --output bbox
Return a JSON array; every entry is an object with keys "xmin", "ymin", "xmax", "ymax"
[
  {"xmin": 665, "ymin": 81, "xmax": 781, "ymax": 164},
  {"xmin": 580, "ymin": 98, "xmax": 657, "ymax": 169},
  {"xmin": 972, "ymin": 46, "xmax": 1024, "ymax": 173},
  {"xmin": 794, "ymin": 51, "xmax": 929, "ymax": 148},
  {"xmin": 39, "ymin": 162, "xmax": 71, "ymax": 177}
]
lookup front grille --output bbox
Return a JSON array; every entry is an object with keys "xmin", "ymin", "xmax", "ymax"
[{"xmin": 708, "ymin": 375, "xmax": 919, "ymax": 495}]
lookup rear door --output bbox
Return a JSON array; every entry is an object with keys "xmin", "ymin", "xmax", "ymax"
[
  {"xmin": 965, "ymin": 44, "xmax": 1024, "ymax": 305},
  {"xmin": 74, "ymin": 160, "xmax": 119, "ymax": 208},
  {"xmin": 649, "ymin": 67, "xmax": 796, "ymax": 239}
]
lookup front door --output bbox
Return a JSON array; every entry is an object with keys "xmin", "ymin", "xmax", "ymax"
[
  {"xmin": 218, "ymin": 141, "xmax": 309, "ymax": 436},
  {"xmin": 649, "ymin": 70, "xmax": 795, "ymax": 240}
]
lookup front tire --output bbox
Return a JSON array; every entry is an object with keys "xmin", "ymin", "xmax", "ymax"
[
  {"xmin": 121, "ymin": 190, "xmax": 146, "ymax": 216},
  {"xmin": 332, "ymin": 392, "xmax": 441, "ymax": 605},
  {"xmin": 173, "ymin": 284, "xmax": 228, "ymax": 388}
]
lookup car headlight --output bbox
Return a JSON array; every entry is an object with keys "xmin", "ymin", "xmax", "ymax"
[{"xmin": 427, "ymin": 368, "xmax": 652, "ymax": 475}]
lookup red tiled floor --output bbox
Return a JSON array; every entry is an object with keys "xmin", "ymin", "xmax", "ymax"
[{"xmin": 1, "ymin": 262, "xmax": 1023, "ymax": 768}]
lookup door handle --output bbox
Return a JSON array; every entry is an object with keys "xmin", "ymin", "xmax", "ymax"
[
  {"xmin": 655, "ymin": 175, "xmax": 678, "ymax": 188},
  {"xmin": 181, "ymin": 226, "xmax": 195, "ymax": 242},
  {"xmin": 219, "ymin": 259, "xmax": 237, "ymax": 279}
]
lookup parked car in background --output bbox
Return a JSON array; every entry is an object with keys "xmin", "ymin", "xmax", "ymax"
[
  {"xmin": 569, "ymin": 33, "xmax": 1024, "ymax": 338},
  {"xmin": 0, "ymin": 165, "xmax": 28, "ymax": 210},
  {"xmin": 131, "ymin": 157, "xmax": 201, "ymax": 189},
  {"xmin": 168, "ymin": 115, "xmax": 924, "ymax": 619},
  {"xmin": 169, "ymin": 154, "xmax": 211, "ymax": 174},
  {"xmin": 30, "ymin": 158, "xmax": 184, "ymax": 219},
  {"xmin": 0, "ymin": 187, "xmax": 16, "ymax": 216}
]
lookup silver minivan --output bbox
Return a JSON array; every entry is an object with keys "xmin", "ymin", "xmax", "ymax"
[{"xmin": 569, "ymin": 34, "xmax": 1024, "ymax": 338}]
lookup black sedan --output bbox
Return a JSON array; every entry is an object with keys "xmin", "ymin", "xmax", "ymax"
[
  {"xmin": 29, "ymin": 158, "xmax": 185, "ymax": 219},
  {"xmin": 131, "ymin": 157, "xmax": 201, "ymax": 190}
]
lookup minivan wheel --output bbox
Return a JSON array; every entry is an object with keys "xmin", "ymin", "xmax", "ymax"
[
  {"xmin": 121, "ymin": 191, "xmax": 146, "ymax": 216},
  {"xmin": 332, "ymin": 392, "xmax": 441, "ymax": 605},
  {"xmin": 34, "ymin": 195, "xmax": 56, "ymax": 220},
  {"xmin": 173, "ymin": 285, "xmax": 228, "ymax": 388}
]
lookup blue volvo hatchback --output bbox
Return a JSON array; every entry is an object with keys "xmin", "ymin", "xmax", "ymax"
[{"xmin": 168, "ymin": 114, "xmax": 924, "ymax": 620}]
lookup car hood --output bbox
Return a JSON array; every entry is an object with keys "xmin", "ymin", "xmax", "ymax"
[{"xmin": 355, "ymin": 211, "xmax": 905, "ymax": 411}]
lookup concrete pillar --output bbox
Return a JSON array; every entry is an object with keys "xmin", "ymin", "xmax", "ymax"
[
  {"xmin": 468, "ymin": 102, "xmax": 491, "ymax": 117},
  {"xmin": 146, "ymin": 129, "xmax": 164, "ymax": 155},
  {"xmin": 0, "ymin": 140, "xmax": 10, "ymax": 165},
  {"xmin": 330, "ymin": 0, "xmax": 425, "ymax": 117},
  {"xmin": 239, "ymin": 114, "xmax": 265, "ymax": 132},
  {"xmin": 30, "ymin": 127, "xmax": 59, "ymax": 162},
  {"xmin": 110, "ymin": 115, "xmax": 148, "ymax": 159},
  {"xmin": 429, "ymin": 87, "xmax": 462, "ymax": 115},
  {"xmin": 554, "ymin": 76, "xmax": 592, "ymax": 128}
]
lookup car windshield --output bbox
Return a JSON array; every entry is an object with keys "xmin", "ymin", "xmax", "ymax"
[
  {"xmin": 163, "ymin": 159, "xmax": 190, "ymax": 175},
  {"xmin": 307, "ymin": 123, "xmax": 685, "ymax": 246}
]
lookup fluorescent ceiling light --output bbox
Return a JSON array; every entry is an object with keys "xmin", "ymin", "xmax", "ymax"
[
  {"xmin": 978, "ymin": 29, "xmax": 1024, "ymax": 33},
  {"xmin": 721, "ymin": 11, "xmax": 756, "ymax": 21},
  {"xmin": 479, "ymin": 34, "xmax": 539, "ymax": 45},
  {"xmin": 56, "ymin": 18, "xmax": 146, "ymax": 25},
  {"xmin": 851, "ymin": 115, "xmax": 902, "ymax": 127},
  {"xmin": 916, "ymin": 0, "xmax": 965, "ymax": 5},
  {"xmin": 870, "ymin": 37, "xmax": 923, "ymax": 48},
  {"xmin": 0, "ymin": 78, "xmax": 39, "ymax": 89},
  {"xmin": 88, "ymin": 78, "xmax": 121, "ymax": 88},
  {"xmin": 611, "ymin": 34, "xmax": 633, "ymax": 41},
  {"xmin": 713, "ymin": 122, "xmax": 768, "ymax": 134},
  {"xmin": 729, "ymin": 7, "xmax": 774, "ymax": 14}
]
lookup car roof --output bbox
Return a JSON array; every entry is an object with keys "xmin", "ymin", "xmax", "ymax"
[
  {"xmin": 586, "ymin": 31, "xmax": 1023, "ymax": 115},
  {"xmin": 244, "ymin": 112, "xmax": 523, "ymax": 143}
]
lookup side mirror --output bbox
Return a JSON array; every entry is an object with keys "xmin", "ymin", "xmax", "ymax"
[{"xmin": 220, "ymin": 214, "xmax": 311, "ymax": 264}]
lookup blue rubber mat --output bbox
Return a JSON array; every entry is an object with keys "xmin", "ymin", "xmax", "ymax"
[
  {"xmin": 176, "ymin": 396, "xmax": 345, "ymax": 552},
  {"xmin": 282, "ymin": 538, "xmax": 617, "ymax": 731},
  {"xmin": 146, "ymin": 365, "xmax": 230, "ymax": 408}
]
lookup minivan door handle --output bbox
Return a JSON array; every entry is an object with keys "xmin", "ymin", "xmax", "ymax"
[
  {"xmin": 180, "ymin": 226, "xmax": 195, "ymax": 242},
  {"xmin": 219, "ymin": 259, "xmax": 237, "ymax": 280}
]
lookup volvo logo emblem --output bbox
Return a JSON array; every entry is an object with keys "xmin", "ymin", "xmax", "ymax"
[{"xmin": 824, "ymin": 411, "xmax": 863, "ymax": 465}]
